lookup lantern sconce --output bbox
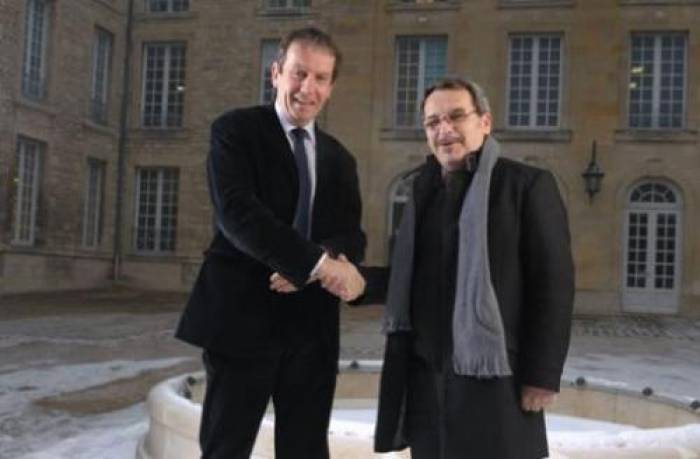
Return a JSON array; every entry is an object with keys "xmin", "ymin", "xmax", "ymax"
[{"xmin": 581, "ymin": 140, "xmax": 605, "ymax": 203}]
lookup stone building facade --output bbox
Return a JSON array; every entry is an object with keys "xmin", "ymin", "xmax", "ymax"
[{"xmin": 1, "ymin": 0, "xmax": 699, "ymax": 316}]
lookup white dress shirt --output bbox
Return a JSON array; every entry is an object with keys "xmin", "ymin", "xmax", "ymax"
[{"xmin": 274, "ymin": 102, "xmax": 326, "ymax": 277}]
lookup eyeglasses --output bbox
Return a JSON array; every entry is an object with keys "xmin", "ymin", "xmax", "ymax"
[{"xmin": 422, "ymin": 109, "xmax": 478, "ymax": 131}]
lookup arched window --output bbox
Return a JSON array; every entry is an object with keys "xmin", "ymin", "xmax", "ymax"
[
  {"xmin": 387, "ymin": 168, "xmax": 420, "ymax": 259},
  {"xmin": 622, "ymin": 181, "xmax": 682, "ymax": 313}
]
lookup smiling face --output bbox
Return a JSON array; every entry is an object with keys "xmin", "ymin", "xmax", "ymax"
[
  {"xmin": 271, "ymin": 41, "xmax": 336, "ymax": 126},
  {"xmin": 422, "ymin": 88, "xmax": 492, "ymax": 171}
]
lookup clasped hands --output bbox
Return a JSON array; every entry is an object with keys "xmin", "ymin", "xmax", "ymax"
[{"xmin": 269, "ymin": 254, "xmax": 366, "ymax": 302}]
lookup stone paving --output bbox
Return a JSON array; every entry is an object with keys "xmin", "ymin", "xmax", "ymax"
[{"xmin": 571, "ymin": 315, "xmax": 700, "ymax": 341}]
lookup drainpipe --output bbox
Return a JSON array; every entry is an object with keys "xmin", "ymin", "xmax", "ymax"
[{"xmin": 112, "ymin": 0, "xmax": 135, "ymax": 281}]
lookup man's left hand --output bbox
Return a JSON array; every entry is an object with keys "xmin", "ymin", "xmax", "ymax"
[
  {"xmin": 270, "ymin": 272, "xmax": 299, "ymax": 293},
  {"xmin": 520, "ymin": 385, "xmax": 556, "ymax": 412}
]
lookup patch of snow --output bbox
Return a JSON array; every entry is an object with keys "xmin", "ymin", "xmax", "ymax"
[{"xmin": 0, "ymin": 358, "xmax": 192, "ymax": 458}]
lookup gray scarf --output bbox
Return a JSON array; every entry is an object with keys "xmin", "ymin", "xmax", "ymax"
[{"xmin": 382, "ymin": 136, "xmax": 512, "ymax": 378}]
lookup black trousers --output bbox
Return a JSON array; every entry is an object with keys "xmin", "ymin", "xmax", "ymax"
[
  {"xmin": 405, "ymin": 358, "xmax": 548, "ymax": 459},
  {"xmin": 199, "ymin": 340, "xmax": 337, "ymax": 459}
]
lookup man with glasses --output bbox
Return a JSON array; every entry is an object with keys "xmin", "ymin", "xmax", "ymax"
[{"xmin": 361, "ymin": 78, "xmax": 574, "ymax": 458}]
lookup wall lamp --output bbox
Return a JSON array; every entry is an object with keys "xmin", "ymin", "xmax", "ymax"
[{"xmin": 582, "ymin": 140, "xmax": 604, "ymax": 203}]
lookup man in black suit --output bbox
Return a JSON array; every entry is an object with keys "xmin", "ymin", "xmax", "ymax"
[
  {"xmin": 176, "ymin": 27, "xmax": 366, "ymax": 459},
  {"xmin": 358, "ymin": 78, "xmax": 575, "ymax": 458}
]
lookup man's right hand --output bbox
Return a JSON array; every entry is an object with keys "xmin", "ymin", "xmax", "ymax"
[
  {"xmin": 316, "ymin": 254, "xmax": 365, "ymax": 302},
  {"xmin": 269, "ymin": 254, "xmax": 366, "ymax": 302}
]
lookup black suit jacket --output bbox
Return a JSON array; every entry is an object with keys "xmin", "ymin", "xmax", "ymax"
[
  {"xmin": 362, "ymin": 153, "xmax": 575, "ymax": 452},
  {"xmin": 176, "ymin": 105, "xmax": 366, "ymax": 358}
]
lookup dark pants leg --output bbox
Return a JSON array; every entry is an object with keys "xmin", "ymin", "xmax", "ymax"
[
  {"xmin": 272, "ymin": 340, "xmax": 336, "ymax": 459},
  {"xmin": 199, "ymin": 350, "xmax": 275, "ymax": 459},
  {"xmin": 199, "ymin": 340, "xmax": 336, "ymax": 459}
]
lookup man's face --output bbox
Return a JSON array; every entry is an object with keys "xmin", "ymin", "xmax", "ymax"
[
  {"xmin": 422, "ymin": 88, "xmax": 492, "ymax": 171},
  {"xmin": 271, "ymin": 41, "xmax": 335, "ymax": 126}
]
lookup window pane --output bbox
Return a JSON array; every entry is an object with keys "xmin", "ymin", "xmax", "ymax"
[
  {"xmin": 135, "ymin": 168, "xmax": 179, "ymax": 253},
  {"xmin": 260, "ymin": 39, "xmax": 280, "ymax": 104},
  {"xmin": 91, "ymin": 29, "xmax": 113, "ymax": 124},
  {"xmin": 395, "ymin": 36, "xmax": 446, "ymax": 127},
  {"xmin": 83, "ymin": 160, "xmax": 105, "ymax": 248},
  {"xmin": 266, "ymin": 0, "xmax": 310, "ymax": 8},
  {"xmin": 626, "ymin": 211, "xmax": 647, "ymax": 289},
  {"xmin": 147, "ymin": 0, "xmax": 189, "ymax": 12},
  {"xmin": 142, "ymin": 43, "xmax": 187, "ymax": 128},
  {"xmin": 14, "ymin": 138, "xmax": 43, "ymax": 245},
  {"xmin": 629, "ymin": 32, "xmax": 686, "ymax": 129},
  {"xmin": 22, "ymin": 0, "xmax": 49, "ymax": 100},
  {"xmin": 508, "ymin": 34, "xmax": 562, "ymax": 128}
]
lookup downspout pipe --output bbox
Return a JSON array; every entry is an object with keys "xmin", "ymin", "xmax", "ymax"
[{"xmin": 112, "ymin": 0, "xmax": 135, "ymax": 281}]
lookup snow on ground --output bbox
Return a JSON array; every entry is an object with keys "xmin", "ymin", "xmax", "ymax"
[
  {"xmin": 9, "ymin": 406, "xmax": 640, "ymax": 459},
  {"xmin": 0, "ymin": 358, "xmax": 189, "ymax": 459},
  {"xmin": 14, "ymin": 405, "xmax": 147, "ymax": 459}
]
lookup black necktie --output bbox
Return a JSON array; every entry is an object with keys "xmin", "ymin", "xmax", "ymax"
[{"xmin": 291, "ymin": 128, "xmax": 311, "ymax": 239}]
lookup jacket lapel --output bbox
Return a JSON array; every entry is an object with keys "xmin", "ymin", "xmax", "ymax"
[
  {"xmin": 262, "ymin": 105, "xmax": 298, "ymax": 189},
  {"xmin": 312, "ymin": 128, "xmax": 331, "ymax": 237}
]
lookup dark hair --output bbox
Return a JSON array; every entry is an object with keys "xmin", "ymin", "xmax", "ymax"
[
  {"xmin": 420, "ymin": 77, "xmax": 491, "ymax": 115},
  {"xmin": 276, "ymin": 27, "xmax": 342, "ymax": 82}
]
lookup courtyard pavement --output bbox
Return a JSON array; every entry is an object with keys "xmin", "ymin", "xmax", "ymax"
[{"xmin": 1, "ymin": 287, "xmax": 699, "ymax": 457}]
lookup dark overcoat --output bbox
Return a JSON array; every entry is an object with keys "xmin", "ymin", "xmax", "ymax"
[
  {"xmin": 362, "ymin": 153, "xmax": 575, "ymax": 457},
  {"xmin": 176, "ymin": 105, "xmax": 366, "ymax": 360}
]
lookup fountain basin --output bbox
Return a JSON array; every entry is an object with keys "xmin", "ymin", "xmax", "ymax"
[{"xmin": 137, "ymin": 360, "xmax": 700, "ymax": 459}]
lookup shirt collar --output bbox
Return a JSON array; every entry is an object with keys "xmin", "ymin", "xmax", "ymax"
[{"xmin": 274, "ymin": 101, "xmax": 315, "ymax": 143}]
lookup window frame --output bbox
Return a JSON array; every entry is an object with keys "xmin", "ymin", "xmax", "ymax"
[
  {"xmin": 140, "ymin": 41, "xmax": 187, "ymax": 129},
  {"xmin": 21, "ymin": 0, "xmax": 51, "ymax": 101},
  {"xmin": 259, "ymin": 39, "xmax": 280, "ymax": 104},
  {"xmin": 13, "ymin": 137, "xmax": 43, "ymax": 246},
  {"xmin": 145, "ymin": 0, "xmax": 190, "ymax": 13},
  {"xmin": 90, "ymin": 27, "xmax": 114, "ymax": 125},
  {"xmin": 82, "ymin": 158, "xmax": 106, "ymax": 249},
  {"xmin": 627, "ymin": 31, "xmax": 687, "ymax": 130},
  {"xmin": 506, "ymin": 32, "xmax": 564, "ymax": 130},
  {"xmin": 264, "ymin": 0, "xmax": 311, "ymax": 11},
  {"xmin": 621, "ymin": 180, "xmax": 683, "ymax": 313},
  {"xmin": 393, "ymin": 35, "xmax": 448, "ymax": 128},
  {"xmin": 133, "ymin": 167, "xmax": 179, "ymax": 254}
]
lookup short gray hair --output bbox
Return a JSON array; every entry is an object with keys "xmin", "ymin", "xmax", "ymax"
[{"xmin": 420, "ymin": 77, "xmax": 491, "ymax": 115}]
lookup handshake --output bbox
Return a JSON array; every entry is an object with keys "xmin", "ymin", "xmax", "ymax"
[{"xmin": 269, "ymin": 254, "xmax": 366, "ymax": 302}]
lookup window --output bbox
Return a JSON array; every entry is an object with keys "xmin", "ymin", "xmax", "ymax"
[
  {"xmin": 146, "ymin": 0, "xmax": 189, "ymax": 12},
  {"xmin": 507, "ymin": 34, "xmax": 562, "ymax": 128},
  {"xmin": 265, "ymin": 0, "xmax": 310, "ymax": 9},
  {"xmin": 500, "ymin": 0, "xmax": 575, "ymax": 4},
  {"xmin": 134, "ymin": 168, "xmax": 179, "ymax": 253},
  {"xmin": 395, "ymin": 36, "xmax": 447, "ymax": 127},
  {"xmin": 22, "ymin": 0, "xmax": 50, "ymax": 100},
  {"xmin": 90, "ymin": 28, "xmax": 113, "ymax": 124},
  {"xmin": 260, "ymin": 39, "xmax": 280, "ymax": 104},
  {"xmin": 142, "ymin": 42, "xmax": 187, "ymax": 128},
  {"xmin": 82, "ymin": 159, "xmax": 105, "ymax": 248},
  {"xmin": 628, "ymin": 32, "xmax": 686, "ymax": 129},
  {"xmin": 623, "ymin": 181, "xmax": 682, "ymax": 313},
  {"xmin": 13, "ymin": 137, "xmax": 43, "ymax": 245}
]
